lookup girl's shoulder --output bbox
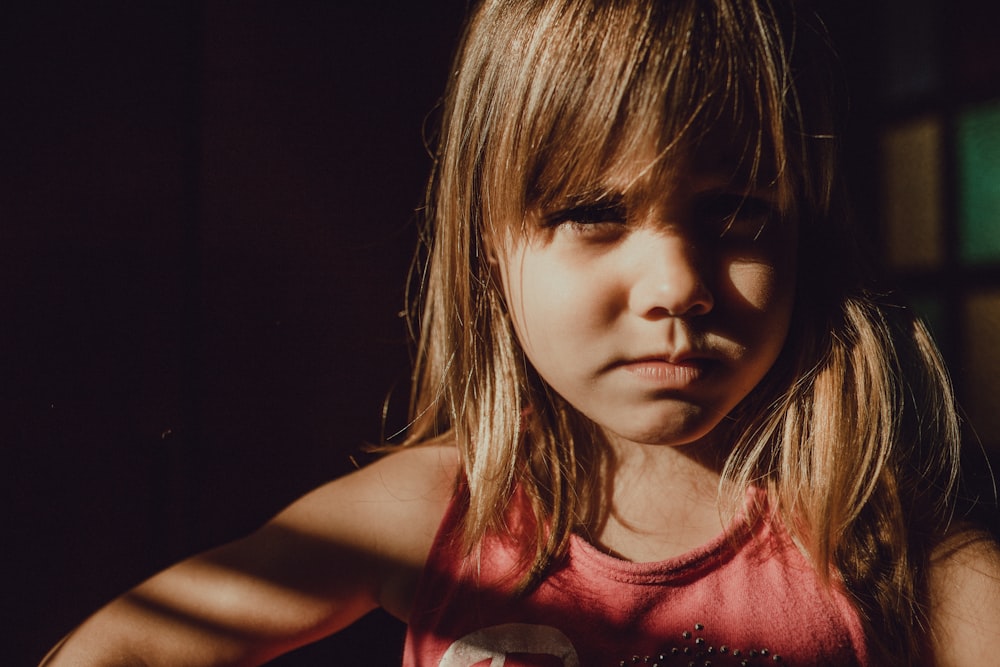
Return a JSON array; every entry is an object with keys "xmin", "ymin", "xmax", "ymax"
[
  {"xmin": 270, "ymin": 441, "xmax": 461, "ymax": 618},
  {"xmin": 927, "ymin": 528, "xmax": 1000, "ymax": 665},
  {"xmin": 277, "ymin": 441, "xmax": 460, "ymax": 530},
  {"xmin": 317, "ymin": 441, "xmax": 461, "ymax": 511}
]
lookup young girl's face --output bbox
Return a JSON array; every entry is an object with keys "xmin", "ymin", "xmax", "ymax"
[{"xmin": 497, "ymin": 157, "xmax": 797, "ymax": 450}]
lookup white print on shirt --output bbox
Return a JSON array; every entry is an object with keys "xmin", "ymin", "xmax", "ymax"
[{"xmin": 438, "ymin": 623, "xmax": 581, "ymax": 667}]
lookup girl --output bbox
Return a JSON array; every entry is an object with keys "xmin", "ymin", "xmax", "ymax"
[{"xmin": 42, "ymin": 0, "xmax": 1000, "ymax": 665}]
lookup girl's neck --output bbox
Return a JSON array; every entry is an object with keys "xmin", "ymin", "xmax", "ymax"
[{"xmin": 586, "ymin": 435, "xmax": 728, "ymax": 563}]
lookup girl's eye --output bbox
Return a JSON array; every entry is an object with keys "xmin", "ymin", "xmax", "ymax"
[
  {"xmin": 543, "ymin": 202, "xmax": 627, "ymax": 238},
  {"xmin": 693, "ymin": 193, "xmax": 775, "ymax": 242}
]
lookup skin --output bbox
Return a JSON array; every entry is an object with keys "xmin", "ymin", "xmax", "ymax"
[
  {"xmin": 41, "ymin": 444, "xmax": 460, "ymax": 666},
  {"xmin": 498, "ymin": 160, "xmax": 797, "ymax": 560},
  {"xmin": 41, "ymin": 446, "xmax": 1000, "ymax": 666},
  {"xmin": 41, "ymin": 160, "xmax": 1000, "ymax": 666},
  {"xmin": 927, "ymin": 532, "xmax": 1000, "ymax": 665},
  {"xmin": 499, "ymin": 165, "xmax": 796, "ymax": 450}
]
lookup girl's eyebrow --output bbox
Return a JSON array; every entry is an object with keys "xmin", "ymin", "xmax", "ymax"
[
  {"xmin": 541, "ymin": 193, "xmax": 627, "ymax": 225},
  {"xmin": 689, "ymin": 169, "xmax": 781, "ymax": 200},
  {"xmin": 689, "ymin": 141, "xmax": 779, "ymax": 192},
  {"xmin": 541, "ymin": 188, "xmax": 625, "ymax": 212}
]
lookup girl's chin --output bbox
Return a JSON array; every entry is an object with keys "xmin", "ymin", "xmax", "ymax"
[{"xmin": 598, "ymin": 418, "xmax": 726, "ymax": 450}]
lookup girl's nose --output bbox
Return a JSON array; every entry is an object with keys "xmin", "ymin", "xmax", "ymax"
[{"xmin": 627, "ymin": 233, "xmax": 714, "ymax": 318}]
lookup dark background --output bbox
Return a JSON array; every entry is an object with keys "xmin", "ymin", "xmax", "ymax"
[
  {"xmin": 4, "ymin": 3, "xmax": 463, "ymax": 663},
  {"xmin": 0, "ymin": 2, "xmax": 935, "ymax": 664}
]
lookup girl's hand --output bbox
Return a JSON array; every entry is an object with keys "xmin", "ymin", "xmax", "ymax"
[{"xmin": 40, "ymin": 443, "xmax": 458, "ymax": 666}]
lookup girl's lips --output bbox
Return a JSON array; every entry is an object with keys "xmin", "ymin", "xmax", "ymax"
[{"xmin": 618, "ymin": 357, "xmax": 711, "ymax": 389}]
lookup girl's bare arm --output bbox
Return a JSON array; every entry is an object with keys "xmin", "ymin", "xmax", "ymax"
[
  {"xmin": 41, "ymin": 443, "xmax": 458, "ymax": 666},
  {"xmin": 927, "ymin": 530, "xmax": 1000, "ymax": 666}
]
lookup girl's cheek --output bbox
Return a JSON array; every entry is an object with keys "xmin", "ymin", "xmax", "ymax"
[{"xmin": 721, "ymin": 261, "xmax": 780, "ymax": 313}]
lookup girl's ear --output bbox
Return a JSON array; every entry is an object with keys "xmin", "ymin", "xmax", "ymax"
[
  {"xmin": 480, "ymin": 231, "xmax": 508, "ymax": 297},
  {"xmin": 484, "ymin": 244, "xmax": 500, "ymax": 267},
  {"xmin": 480, "ymin": 228, "xmax": 501, "ymax": 267}
]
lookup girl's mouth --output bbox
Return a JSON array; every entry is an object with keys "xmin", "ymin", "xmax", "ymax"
[{"xmin": 619, "ymin": 357, "xmax": 711, "ymax": 389}]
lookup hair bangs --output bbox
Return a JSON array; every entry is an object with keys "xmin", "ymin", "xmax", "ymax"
[{"xmin": 470, "ymin": 0, "xmax": 808, "ymax": 230}]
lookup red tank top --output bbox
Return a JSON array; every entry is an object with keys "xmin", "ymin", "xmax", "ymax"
[{"xmin": 403, "ymin": 490, "xmax": 870, "ymax": 667}]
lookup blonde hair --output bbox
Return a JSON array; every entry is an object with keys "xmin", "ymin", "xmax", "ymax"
[{"xmin": 404, "ymin": 0, "xmax": 964, "ymax": 663}]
